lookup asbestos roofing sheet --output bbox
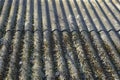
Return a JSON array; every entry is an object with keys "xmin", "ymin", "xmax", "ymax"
[{"xmin": 0, "ymin": 0, "xmax": 120, "ymax": 80}]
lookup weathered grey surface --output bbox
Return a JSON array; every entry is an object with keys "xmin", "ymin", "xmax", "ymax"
[{"xmin": 0, "ymin": 0, "xmax": 120, "ymax": 80}]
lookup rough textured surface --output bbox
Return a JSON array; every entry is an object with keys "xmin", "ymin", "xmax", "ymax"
[{"xmin": 0, "ymin": 0, "xmax": 120, "ymax": 80}]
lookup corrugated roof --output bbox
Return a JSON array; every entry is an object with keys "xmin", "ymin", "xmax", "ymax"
[{"xmin": 0, "ymin": 0, "xmax": 120, "ymax": 80}]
